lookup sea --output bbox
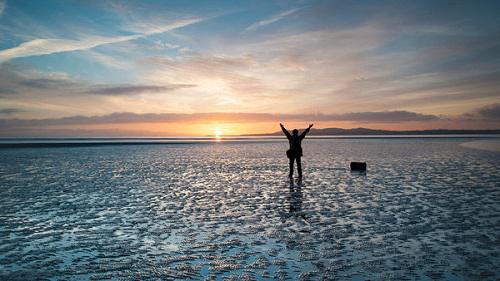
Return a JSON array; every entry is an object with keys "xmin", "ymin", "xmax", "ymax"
[{"xmin": 0, "ymin": 136, "xmax": 499, "ymax": 280}]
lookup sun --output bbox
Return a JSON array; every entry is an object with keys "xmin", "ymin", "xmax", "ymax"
[{"xmin": 214, "ymin": 127, "xmax": 222, "ymax": 141}]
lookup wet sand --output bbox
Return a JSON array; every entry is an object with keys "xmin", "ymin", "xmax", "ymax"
[{"xmin": 0, "ymin": 138, "xmax": 499, "ymax": 280}]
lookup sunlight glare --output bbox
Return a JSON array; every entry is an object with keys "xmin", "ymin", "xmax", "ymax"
[{"xmin": 214, "ymin": 127, "xmax": 222, "ymax": 141}]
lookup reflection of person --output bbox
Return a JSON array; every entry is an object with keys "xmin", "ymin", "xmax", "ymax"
[
  {"xmin": 289, "ymin": 183, "xmax": 303, "ymax": 213},
  {"xmin": 280, "ymin": 123, "xmax": 313, "ymax": 178},
  {"xmin": 282, "ymin": 179, "xmax": 307, "ymax": 222}
]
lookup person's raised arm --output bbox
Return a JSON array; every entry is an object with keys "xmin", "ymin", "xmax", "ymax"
[
  {"xmin": 300, "ymin": 124, "xmax": 313, "ymax": 139},
  {"xmin": 280, "ymin": 123, "xmax": 291, "ymax": 138}
]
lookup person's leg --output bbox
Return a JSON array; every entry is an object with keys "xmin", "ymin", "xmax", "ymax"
[
  {"xmin": 289, "ymin": 157, "xmax": 294, "ymax": 178},
  {"xmin": 297, "ymin": 157, "xmax": 302, "ymax": 178}
]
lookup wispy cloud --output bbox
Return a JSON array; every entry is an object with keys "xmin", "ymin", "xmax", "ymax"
[
  {"xmin": 0, "ymin": 87, "xmax": 16, "ymax": 95},
  {"xmin": 0, "ymin": 65, "xmax": 79, "ymax": 97},
  {"xmin": 0, "ymin": 17, "xmax": 203, "ymax": 62},
  {"xmin": 245, "ymin": 8, "xmax": 301, "ymax": 32},
  {"xmin": 83, "ymin": 50, "xmax": 131, "ymax": 69},
  {"xmin": 18, "ymin": 77, "xmax": 76, "ymax": 89},
  {"xmin": 83, "ymin": 84, "xmax": 195, "ymax": 96},
  {"xmin": 327, "ymin": 111, "xmax": 439, "ymax": 122},
  {"xmin": 0, "ymin": 0, "xmax": 5, "ymax": 17},
  {"xmin": 0, "ymin": 108, "xmax": 22, "ymax": 115}
]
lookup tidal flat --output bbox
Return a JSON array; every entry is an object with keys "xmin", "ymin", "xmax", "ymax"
[{"xmin": 1, "ymin": 138, "xmax": 499, "ymax": 280}]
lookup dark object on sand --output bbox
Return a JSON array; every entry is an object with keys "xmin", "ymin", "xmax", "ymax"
[{"xmin": 350, "ymin": 162, "xmax": 367, "ymax": 171}]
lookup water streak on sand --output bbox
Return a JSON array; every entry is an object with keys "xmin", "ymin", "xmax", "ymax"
[{"xmin": 460, "ymin": 139, "xmax": 500, "ymax": 152}]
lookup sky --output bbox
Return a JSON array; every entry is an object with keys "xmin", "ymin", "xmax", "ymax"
[{"xmin": 0, "ymin": 0, "xmax": 499, "ymax": 136}]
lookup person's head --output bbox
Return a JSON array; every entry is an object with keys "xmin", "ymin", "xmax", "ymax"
[{"xmin": 292, "ymin": 129, "xmax": 298, "ymax": 136}]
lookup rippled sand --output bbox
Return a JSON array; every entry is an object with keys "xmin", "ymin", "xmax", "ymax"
[{"xmin": 1, "ymin": 138, "xmax": 499, "ymax": 280}]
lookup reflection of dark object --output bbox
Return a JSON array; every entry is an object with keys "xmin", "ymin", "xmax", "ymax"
[{"xmin": 350, "ymin": 162, "xmax": 367, "ymax": 171}]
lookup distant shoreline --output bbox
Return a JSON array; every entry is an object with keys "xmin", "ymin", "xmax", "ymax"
[{"xmin": 243, "ymin": 127, "xmax": 500, "ymax": 136}]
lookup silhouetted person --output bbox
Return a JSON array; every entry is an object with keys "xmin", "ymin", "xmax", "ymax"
[{"xmin": 280, "ymin": 123, "xmax": 313, "ymax": 178}]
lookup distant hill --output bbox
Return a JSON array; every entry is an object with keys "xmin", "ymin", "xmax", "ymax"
[{"xmin": 245, "ymin": 127, "xmax": 500, "ymax": 136}]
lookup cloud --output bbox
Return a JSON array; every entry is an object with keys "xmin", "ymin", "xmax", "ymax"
[
  {"xmin": 83, "ymin": 50, "xmax": 131, "ymax": 69},
  {"xmin": 458, "ymin": 103, "xmax": 500, "ymax": 121},
  {"xmin": 144, "ymin": 54, "xmax": 257, "ymax": 70},
  {"xmin": 19, "ymin": 77, "xmax": 76, "ymax": 89},
  {"xmin": 326, "ymin": 111, "xmax": 439, "ymax": 122},
  {"xmin": 0, "ymin": 127, "xmax": 173, "ymax": 138},
  {"xmin": 141, "ymin": 54, "xmax": 275, "ymax": 111},
  {"xmin": 152, "ymin": 40, "xmax": 180, "ymax": 50},
  {"xmin": 83, "ymin": 84, "xmax": 195, "ymax": 96},
  {"xmin": 0, "ymin": 65, "xmax": 80, "ymax": 97},
  {"xmin": 0, "ymin": 17, "xmax": 203, "ymax": 62},
  {"xmin": 0, "ymin": 37, "xmax": 145, "ymax": 63},
  {"xmin": 0, "ymin": 87, "xmax": 16, "ymax": 95},
  {"xmin": 0, "ymin": 110, "xmax": 440, "ymax": 128},
  {"xmin": 1, "ymin": 1, "xmax": 499, "ymax": 122},
  {"xmin": 0, "ymin": 108, "xmax": 22, "ymax": 115},
  {"xmin": 245, "ymin": 8, "xmax": 301, "ymax": 32},
  {"xmin": 0, "ymin": 64, "xmax": 193, "ymax": 99},
  {"xmin": 475, "ymin": 103, "xmax": 500, "ymax": 120}
]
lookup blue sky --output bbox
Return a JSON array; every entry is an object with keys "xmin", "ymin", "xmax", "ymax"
[{"xmin": 0, "ymin": 0, "xmax": 499, "ymax": 136}]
